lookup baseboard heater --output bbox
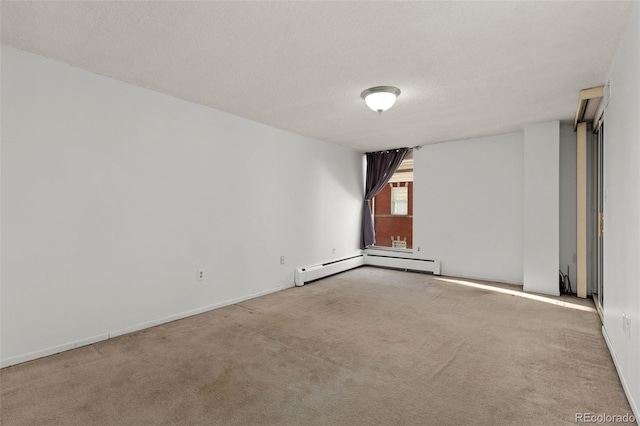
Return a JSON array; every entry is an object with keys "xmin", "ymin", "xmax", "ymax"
[
  {"xmin": 364, "ymin": 253, "xmax": 441, "ymax": 275},
  {"xmin": 294, "ymin": 253, "xmax": 441, "ymax": 287},
  {"xmin": 295, "ymin": 255, "xmax": 365, "ymax": 286}
]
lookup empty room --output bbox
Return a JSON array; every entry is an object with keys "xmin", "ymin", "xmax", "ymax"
[{"xmin": 1, "ymin": 1, "xmax": 639, "ymax": 425}]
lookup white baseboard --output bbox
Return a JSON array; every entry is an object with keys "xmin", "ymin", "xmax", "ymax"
[
  {"xmin": 0, "ymin": 333, "xmax": 110, "ymax": 369},
  {"xmin": 0, "ymin": 282, "xmax": 293, "ymax": 369},
  {"xmin": 602, "ymin": 326, "xmax": 639, "ymax": 420}
]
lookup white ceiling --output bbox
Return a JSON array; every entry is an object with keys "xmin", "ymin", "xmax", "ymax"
[{"xmin": 1, "ymin": 1, "xmax": 636, "ymax": 152}]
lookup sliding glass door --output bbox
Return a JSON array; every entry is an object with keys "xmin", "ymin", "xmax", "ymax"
[{"xmin": 593, "ymin": 122, "xmax": 605, "ymax": 313}]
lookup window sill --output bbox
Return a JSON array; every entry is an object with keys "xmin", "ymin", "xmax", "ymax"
[{"xmin": 365, "ymin": 246, "xmax": 414, "ymax": 254}]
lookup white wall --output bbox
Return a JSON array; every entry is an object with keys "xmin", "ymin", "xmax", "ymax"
[
  {"xmin": 413, "ymin": 132, "xmax": 524, "ymax": 284},
  {"xmin": 601, "ymin": 2, "xmax": 640, "ymax": 416},
  {"xmin": 0, "ymin": 47, "xmax": 364, "ymax": 366},
  {"xmin": 523, "ymin": 121, "xmax": 560, "ymax": 296},
  {"xmin": 559, "ymin": 124, "xmax": 577, "ymax": 291}
]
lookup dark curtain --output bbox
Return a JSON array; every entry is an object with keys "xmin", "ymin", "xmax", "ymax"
[{"xmin": 361, "ymin": 148, "xmax": 409, "ymax": 249}]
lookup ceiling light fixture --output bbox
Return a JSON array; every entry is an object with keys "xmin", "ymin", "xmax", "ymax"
[{"xmin": 360, "ymin": 86, "xmax": 401, "ymax": 113}]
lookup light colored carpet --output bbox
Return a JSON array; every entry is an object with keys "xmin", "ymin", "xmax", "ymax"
[{"xmin": 1, "ymin": 266, "xmax": 635, "ymax": 425}]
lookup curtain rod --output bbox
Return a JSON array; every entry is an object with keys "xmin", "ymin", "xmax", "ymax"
[{"xmin": 368, "ymin": 147, "xmax": 411, "ymax": 154}]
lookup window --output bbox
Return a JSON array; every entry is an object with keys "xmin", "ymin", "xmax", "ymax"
[
  {"xmin": 391, "ymin": 186, "xmax": 408, "ymax": 215},
  {"xmin": 371, "ymin": 151, "xmax": 413, "ymax": 249},
  {"xmin": 392, "ymin": 239, "xmax": 407, "ymax": 249}
]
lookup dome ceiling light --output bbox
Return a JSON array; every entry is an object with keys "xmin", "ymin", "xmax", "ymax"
[{"xmin": 360, "ymin": 86, "xmax": 401, "ymax": 114}]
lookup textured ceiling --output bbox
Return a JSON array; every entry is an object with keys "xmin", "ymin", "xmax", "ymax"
[{"xmin": 1, "ymin": 1, "xmax": 636, "ymax": 152}]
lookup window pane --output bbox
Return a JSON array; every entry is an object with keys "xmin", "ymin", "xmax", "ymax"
[{"xmin": 372, "ymin": 152, "xmax": 413, "ymax": 249}]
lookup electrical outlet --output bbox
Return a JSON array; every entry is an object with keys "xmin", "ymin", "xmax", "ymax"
[
  {"xmin": 572, "ymin": 253, "xmax": 577, "ymax": 263},
  {"xmin": 417, "ymin": 247, "xmax": 421, "ymax": 252},
  {"xmin": 332, "ymin": 248, "xmax": 336, "ymax": 255},
  {"xmin": 280, "ymin": 256, "xmax": 285, "ymax": 265},
  {"xmin": 197, "ymin": 269, "xmax": 205, "ymax": 281}
]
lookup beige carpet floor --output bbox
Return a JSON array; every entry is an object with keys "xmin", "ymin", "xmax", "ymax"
[{"xmin": 0, "ymin": 266, "xmax": 635, "ymax": 425}]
